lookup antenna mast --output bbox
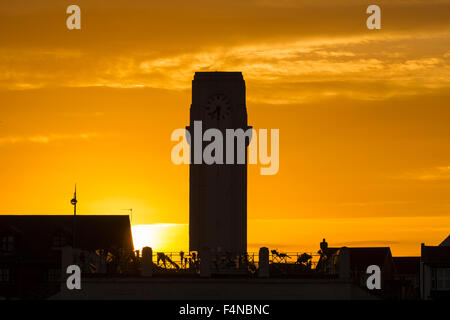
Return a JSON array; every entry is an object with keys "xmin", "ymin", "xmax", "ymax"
[{"xmin": 121, "ymin": 208, "xmax": 133, "ymax": 223}]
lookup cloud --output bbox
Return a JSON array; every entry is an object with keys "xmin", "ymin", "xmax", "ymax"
[
  {"xmin": 337, "ymin": 201, "xmax": 411, "ymax": 207},
  {"xmin": 1, "ymin": 29, "xmax": 450, "ymax": 105},
  {"xmin": 332, "ymin": 240, "xmax": 401, "ymax": 246},
  {"xmin": 61, "ymin": 112, "xmax": 105, "ymax": 118},
  {"xmin": 398, "ymin": 165, "xmax": 450, "ymax": 181},
  {"xmin": 0, "ymin": 133, "xmax": 99, "ymax": 146},
  {"xmin": 416, "ymin": 166, "xmax": 450, "ymax": 181},
  {"xmin": 1, "ymin": 0, "xmax": 450, "ymax": 106}
]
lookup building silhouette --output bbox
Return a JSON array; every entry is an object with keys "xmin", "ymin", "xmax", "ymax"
[
  {"xmin": 421, "ymin": 236, "xmax": 450, "ymax": 300},
  {"xmin": 1, "ymin": 72, "xmax": 449, "ymax": 301},
  {"xmin": 0, "ymin": 215, "xmax": 133, "ymax": 299}
]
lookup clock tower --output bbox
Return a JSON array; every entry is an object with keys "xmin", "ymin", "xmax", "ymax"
[{"xmin": 187, "ymin": 72, "xmax": 250, "ymax": 255}]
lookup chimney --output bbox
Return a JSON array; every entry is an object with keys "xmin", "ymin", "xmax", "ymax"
[
  {"xmin": 141, "ymin": 247, "xmax": 153, "ymax": 277},
  {"xmin": 258, "ymin": 247, "xmax": 270, "ymax": 278}
]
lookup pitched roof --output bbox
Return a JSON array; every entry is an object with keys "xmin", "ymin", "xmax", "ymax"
[
  {"xmin": 0, "ymin": 215, "xmax": 133, "ymax": 256},
  {"xmin": 439, "ymin": 235, "xmax": 450, "ymax": 247},
  {"xmin": 422, "ymin": 245, "xmax": 450, "ymax": 264}
]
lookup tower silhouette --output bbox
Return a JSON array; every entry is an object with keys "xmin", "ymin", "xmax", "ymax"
[{"xmin": 187, "ymin": 72, "xmax": 251, "ymax": 254}]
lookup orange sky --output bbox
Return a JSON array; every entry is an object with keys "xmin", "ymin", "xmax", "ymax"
[{"xmin": 1, "ymin": 0, "xmax": 450, "ymax": 256}]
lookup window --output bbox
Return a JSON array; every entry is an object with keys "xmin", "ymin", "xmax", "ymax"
[
  {"xmin": 0, "ymin": 269, "xmax": 10, "ymax": 282},
  {"xmin": 0, "ymin": 236, "xmax": 15, "ymax": 253},
  {"xmin": 432, "ymin": 268, "xmax": 450, "ymax": 290},
  {"xmin": 52, "ymin": 233, "xmax": 67, "ymax": 247}
]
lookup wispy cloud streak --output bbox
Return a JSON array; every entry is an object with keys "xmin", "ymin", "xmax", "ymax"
[{"xmin": 0, "ymin": 133, "xmax": 99, "ymax": 146}]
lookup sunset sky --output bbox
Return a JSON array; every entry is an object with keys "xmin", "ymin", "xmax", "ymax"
[{"xmin": 1, "ymin": 0, "xmax": 450, "ymax": 256}]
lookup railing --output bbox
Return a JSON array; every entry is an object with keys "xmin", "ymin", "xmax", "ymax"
[
  {"xmin": 68, "ymin": 248, "xmax": 323, "ymax": 276},
  {"xmin": 269, "ymin": 251, "xmax": 321, "ymax": 268},
  {"xmin": 152, "ymin": 251, "xmax": 197, "ymax": 271},
  {"xmin": 143, "ymin": 250, "xmax": 321, "ymax": 274}
]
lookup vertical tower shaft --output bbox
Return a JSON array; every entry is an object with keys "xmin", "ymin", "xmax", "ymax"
[{"xmin": 187, "ymin": 72, "xmax": 250, "ymax": 255}]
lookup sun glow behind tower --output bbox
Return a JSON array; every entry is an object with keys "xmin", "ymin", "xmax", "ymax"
[{"xmin": 131, "ymin": 224, "xmax": 188, "ymax": 252}]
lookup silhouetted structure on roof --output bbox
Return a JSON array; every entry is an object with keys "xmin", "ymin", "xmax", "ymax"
[
  {"xmin": 317, "ymin": 240, "xmax": 393, "ymax": 274},
  {"xmin": 0, "ymin": 215, "xmax": 133, "ymax": 299},
  {"xmin": 316, "ymin": 237, "xmax": 450, "ymax": 300},
  {"xmin": 421, "ymin": 235, "xmax": 450, "ymax": 300},
  {"xmin": 316, "ymin": 240, "xmax": 405, "ymax": 299}
]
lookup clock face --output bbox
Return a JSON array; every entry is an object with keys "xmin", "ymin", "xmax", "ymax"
[{"xmin": 205, "ymin": 94, "xmax": 231, "ymax": 120}]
